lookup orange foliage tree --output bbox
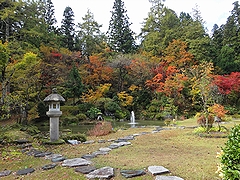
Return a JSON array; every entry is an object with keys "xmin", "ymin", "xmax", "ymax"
[
  {"xmin": 146, "ymin": 40, "xmax": 193, "ymax": 97},
  {"xmin": 209, "ymin": 104, "xmax": 228, "ymax": 119},
  {"xmin": 82, "ymin": 55, "xmax": 113, "ymax": 87}
]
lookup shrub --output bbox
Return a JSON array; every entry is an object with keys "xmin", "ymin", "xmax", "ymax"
[
  {"xmin": 193, "ymin": 126, "xmax": 207, "ymax": 134},
  {"xmin": 197, "ymin": 115, "xmax": 214, "ymax": 128},
  {"xmin": 218, "ymin": 125, "xmax": 240, "ymax": 179},
  {"xmin": 164, "ymin": 119, "xmax": 172, "ymax": 126},
  {"xmin": 62, "ymin": 133, "xmax": 87, "ymax": 142},
  {"xmin": 76, "ymin": 113, "xmax": 87, "ymax": 121},
  {"xmin": 155, "ymin": 113, "xmax": 164, "ymax": 120},
  {"xmin": 61, "ymin": 106, "xmax": 79, "ymax": 116},
  {"xmin": 61, "ymin": 116, "xmax": 78, "ymax": 125},
  {"xmin": 87, "ymin": 121, "xmax": 113, "ymax": 136},
  {"xmin": 87, "ymin": 107, "xmax": 101, "ymax": 120}
]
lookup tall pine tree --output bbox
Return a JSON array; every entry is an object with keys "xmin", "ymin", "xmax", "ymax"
[
  {"xmin": 107, "ymin": 0, "xmax": 136, "ymax": 54},
  {"xmin": 44, "ymin": 0, "xmax": 57, "ymax": 33},
  {"xmin": 60, "ymin": 6, "xmax": 75, "ymax": 51},
  {"xmin": 76, "ymin": 9, "xmax": 106, "ymax": 57}
]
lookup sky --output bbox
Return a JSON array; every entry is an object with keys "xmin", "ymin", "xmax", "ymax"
[{"xmin": 51, "ymin": 0, "xmax": 234, "ymax": 35}]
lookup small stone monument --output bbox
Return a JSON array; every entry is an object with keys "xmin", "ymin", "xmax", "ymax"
[{"xmin": 43, "ymin": 88, "xmax": 65, "ymax": 142}]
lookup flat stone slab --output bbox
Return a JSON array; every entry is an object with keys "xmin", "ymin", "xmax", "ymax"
[
  {"xmin": 45, "ymin": 154, "xmax": 62, "ymax": 160},
  {"xmin": 15, "ymin": 139, "xmax": 30, "ymax": 144},
  {"xmin": 34, "ymin": 151, "xmax": 52, "ymax": 157},
  {"xmin": 18, "ymin": 143, "xmax": 32, "ymax": 149},
  {"xmin": 75, "ymin": 166, "xmax": 96, "ymax": 174},
  {"xmin": 118, "ymin": 141, "xmax": 131, "ymax": 146},
  {"xmin": 67, "ymin": 140, "xmax": 80, "ymax": 145},
  {"xmin": 16, "ymin": 168, "xmax": 35, "ymax": 175},
  {"xmin": 26, "ymin": 149, "xmax": 42, "ymax": 156},
  {"xmin": 83, "ymin": 140, "xmax": 95, "ymax": 144},
  {"xmin": 62, "ymin": 158, "xmax": 92, "ymax": 167},
  {"xmin": 108, "ymin": 142, "xmax": 131, "ymax": 149},
  {"xmin": 51, "ymin": 156, "xmax": 66, "ymax": 162},
  {"xmin": 99, "ymin": 147, "xmax": 112, "ymax": 152},
  {"xmin": 155, "ymin": 176, "xmax": 184, "ymax": 180},
  {"xmin": 42, "ymin": 163, "xmax": 57, "ymax": 170},
  {"xmin": 86, "ymin": 167, "xmax": 114, "ymax": 179},
  {"xmin": 81, "ymin": 154, "xmax": 96, "ymax": 159},
  {"xmin": 121, "ymin": 170, "xmax": 146, "ymax": 178},
  {"xmin": 0, "ymin": 170, "xmax": 11, "ymax": 177},
  {"xmin": 98, "ymin": 139, "xmax": 106, "ymax": 143},
  {"xmin": 92, "ymin": 151, "xmax": 109, "ymax": 156},
  {"xmin": 148, "ymin": 166, "xmax": 170, "ymax": 175},
  {"xmin": 115, "ymin": 136, "xmax": 134, "ymax": 142}
]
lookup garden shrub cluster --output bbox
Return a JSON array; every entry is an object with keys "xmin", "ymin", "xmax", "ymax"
[{"xmin": 217, "ymin": 124, "xmax": 240, "ymax": 179}]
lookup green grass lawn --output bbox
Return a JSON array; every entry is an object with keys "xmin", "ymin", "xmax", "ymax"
[{"xmin": 0, "ymin": 118, "xmax": 236, "ymax": 180}]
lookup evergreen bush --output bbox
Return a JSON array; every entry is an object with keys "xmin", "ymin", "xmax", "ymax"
[{"xmin": 220, "ymin": 125, "xmax": 240, "ymax": 179}]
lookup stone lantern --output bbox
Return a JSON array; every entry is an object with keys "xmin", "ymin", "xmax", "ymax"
[{"xmin": 43, "ymin": 88, "xmax": 65, "ymax": 142}]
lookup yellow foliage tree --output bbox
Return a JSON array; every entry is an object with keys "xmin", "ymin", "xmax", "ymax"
[
  {"xmin": 82, "ymin": 83, "xmax": 111, "ymax": 104},
  {"xmin": 117, "ymin": 91, "xmax": 133, "ymax": 107}
]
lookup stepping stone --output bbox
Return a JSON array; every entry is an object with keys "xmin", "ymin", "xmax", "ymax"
[
  {"xmin": 108, "ymin": 144, "xmax": 120, "ymax": 149},
  {"xmin": 115, "ymin": 136, "xmax": 134, "ymax": 142},
  {"xmin": 75, "ymin": 166, "xmax": 96, "ymax": 174},
  {"xmin": 92, "ymin": 151, "xmax": 109, "ymax": 156},
  {"xmin": 26, "ymin": 149, "xmax": 42, "ymax": 156},
  {"xmin": 52, "ymin": 156, "xmax": 66, "ymax": 162},
  {"xmin": 86, "ymin": 167, "xmax": 114, "ymax": 179},
  {"xmin": 108, "ymin": 142, "xmax": 131, "ymax": 149},
  {"xmin": 15, "ymin": 139, "xmax": 30, "ymax": 144},
  {"xmin": 67, "ymin": 140, "xmax": 80, "ymax": 145},
  {"xmin": 140, "ymin": 132, "xmax": 150, "ymax": 135},
  {"xmin": 45, "ymin": 154, "xmax": 62, "ymax": 160},
  {"xmin": 18, "ymin": 143, "xmax": 32, "ymax": 149},
  {"xmin": 62, "ymin": 158, "xmax": 92, "ymax": 167},
  {"xmin": 107, "ymin": 139, "xmax": 115, "ymax": 142},
  {"xmin": 132, "ymin": 133, "xmax": 140, "ymax": 137},
  {"xmin": 148, "ymin": 166, "xmax": 170, "ymax": 175},
  {"xmin": 99, "ymin": 147, "xmax": 112, "ymax": 152},
  {"xmin": 98, "ymin": 139, "xmax": 106, "ymax": 143},
  {"xmin": 118, "ymin": 142, "xmax": 131, "ymax": 146},
  {"xmin": 0, "ymin": 170, "xmax": 11, "ymax": 177},
  {"xmin": 42, "ymin": 163, "xmax": 57, "ymax": 170},
  {"xmin": 81, "ymin": 154, "xmax": 96, "ymax": 159},
  {"xmin": 120, "ymin": 170, "xmax": 146, "ymax": 178},
  {"xmin": 16, "ymin": 168, "xmax": 35, "ymax": 175},
  {"xmin": 155, "ymin": 176, "xmax": 184, "ymax": 180},
  {"xmin": 83, "ymin": 140, "xmax": 95, "ymax": 144},
  {"xmin": 34, "ymin": 152, "xmax": 52, "ymax": 157}
]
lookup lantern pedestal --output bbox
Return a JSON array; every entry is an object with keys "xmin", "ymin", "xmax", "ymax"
[{"xmin": 47, "ymin": 111, "xmax": 62, "ymax": 142}]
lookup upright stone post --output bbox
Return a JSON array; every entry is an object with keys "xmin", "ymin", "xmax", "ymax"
[{"xmin": 43, "ymin": 88, "xmax": 65, "ymax": 142}]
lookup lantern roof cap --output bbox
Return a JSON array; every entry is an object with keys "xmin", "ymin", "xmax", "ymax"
[{"xmin": 43, "ymin": 88, "xmax": 65, "ymax": 102}]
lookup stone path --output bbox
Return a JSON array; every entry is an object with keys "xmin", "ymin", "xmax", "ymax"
[{"xmin": 0, "ymin": 126, "xmax": 184, "ymax": 179}]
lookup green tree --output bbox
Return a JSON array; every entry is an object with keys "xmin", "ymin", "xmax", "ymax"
[
  {"xmin": 76, "ymin": 9, "xmax": 106, "ymax": 57},
  {"xmin": 140, "ymin": 0, "xmax": 179, "ymax": 55},
  {"xmin": 0, "ymin": 0, "xmax": 22, "ymax": 43},
  {"xmin": 60, "ymin": 6, "xmax": 75, "ymax": 51},
  {"xmin": 211, "ymin": 1, "xmax": 240, "ymax": 74},
  {"xmin": 64, "ymin": 65, "xmax": 85, "ymax": 104},
  {"xmin": 107, "ymin": 0, "xmax": 136, "ymax": 53},
  {"xmin": 179, "ymin": 5, "xmax": 211, "ymax": 62},
  {"xmin": 44, "ymin": 0, "xmax": 57, "ymax": 33},
  {"xmin": 10, "ymin": 52, "xmax": 41, "ymax": 123}
]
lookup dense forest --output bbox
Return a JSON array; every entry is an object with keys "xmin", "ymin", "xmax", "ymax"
[{"xmin": 0, "ymin": 0, "xmax": 240, "ymax": 124}]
